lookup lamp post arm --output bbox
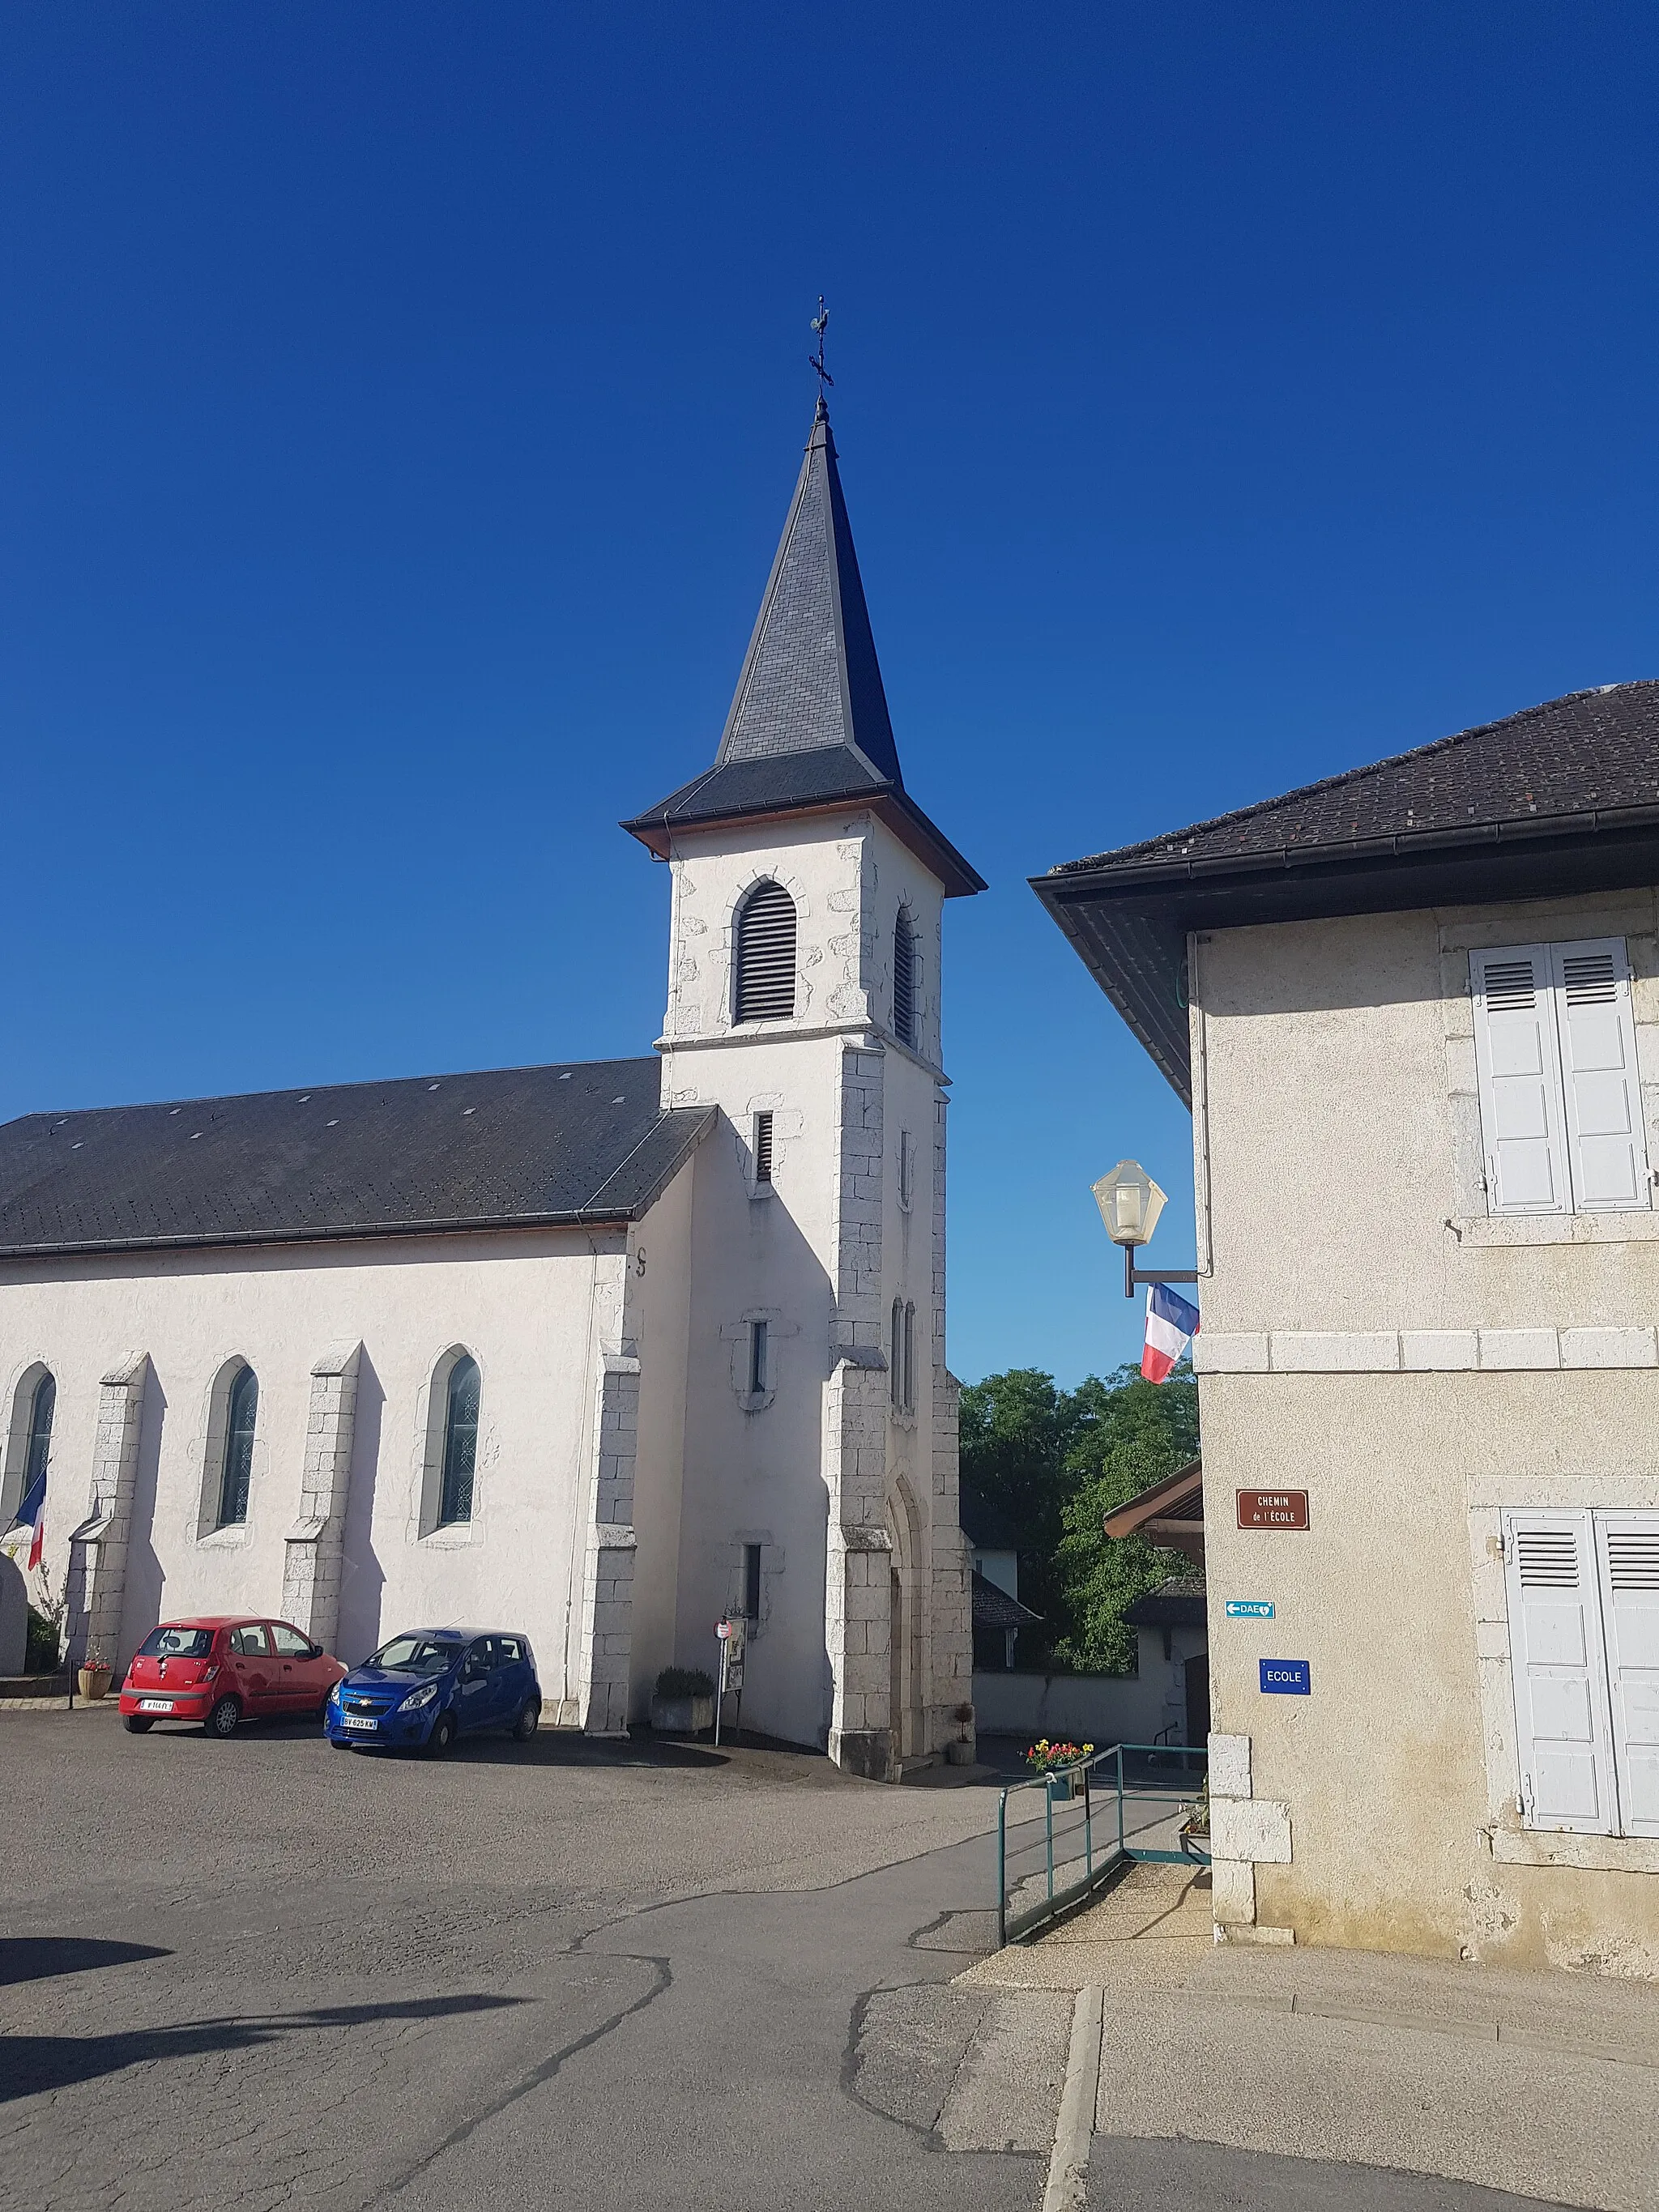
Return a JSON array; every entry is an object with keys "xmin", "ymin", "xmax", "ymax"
[{"xmin": 1124, "ymin": 1247, "xmax": 1201, "ymax": 1300}]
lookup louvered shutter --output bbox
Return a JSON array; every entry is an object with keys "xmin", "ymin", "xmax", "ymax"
[
  {"xmin": 1550, "ymin": 939, "xmax": 1651, "ymax": 1213},
  {"xmin": 1594, "ymin": 1511, "xmax": 1659, "ymax": 1837},
  {"xmin": 893, "ymin": 908, "xmax": 916, "ymax": 1048},
  {"xmin": 1471, "ymin": 945, "xmax": 1571, "ymax": 1213},
  {"xmin": 734, "ymin": 882, "xmax": 796, "ymax": 1022},
  {"xmin": 1503, "ymin": 1510, "xmax": 1618, "ymax": 1835}
]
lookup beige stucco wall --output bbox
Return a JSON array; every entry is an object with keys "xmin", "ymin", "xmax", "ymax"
[{"xmin": 1192, "ymin": 887, "xmax": 1659, "ymax": 1972}]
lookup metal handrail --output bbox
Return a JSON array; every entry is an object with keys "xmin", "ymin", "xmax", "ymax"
[{"xmin": 996, "ymin": 1741, "xmax": 1209, "ymax": 1947}]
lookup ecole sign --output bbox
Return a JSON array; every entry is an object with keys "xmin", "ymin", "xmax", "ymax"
[{"xmin": 1237, "ymin": 1489, "xmax": 1310, "ymax": 1531}]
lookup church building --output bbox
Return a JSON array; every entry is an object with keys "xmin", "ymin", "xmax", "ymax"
[{"xmin": 0, "ymin": 399, "xmax": 985, "ymax": 1776}]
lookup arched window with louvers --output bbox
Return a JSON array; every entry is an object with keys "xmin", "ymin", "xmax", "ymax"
[
  {"xmin": 734, "ymin": 880, "xmax": 797, "ymax": 1023},
  {"xmin": 893, "ymin": 905, "xmax": 917, "ymax": 1049}
]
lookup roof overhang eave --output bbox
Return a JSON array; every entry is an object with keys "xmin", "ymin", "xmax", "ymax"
[{"xmin": 624, "ymin": 789, "xmax": 985, "ymax": 897}]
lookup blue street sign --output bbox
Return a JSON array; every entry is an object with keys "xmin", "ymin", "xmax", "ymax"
[
  {"xmin": 1226, "ymin": 1600, "xmax": 1275, "ymax": 1619},
  {"xmin": 1260, "ymin": 1658, "xmax": 1311, "ymax": 1695}
]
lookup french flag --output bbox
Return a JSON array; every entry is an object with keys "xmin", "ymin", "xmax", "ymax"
[
  {"xmin": 1142, "ymin": 1284, "xmax": 1200, "ymax": 1383},
  {"xmin": 2, "ymin": 1468, "xmax": 46, "ymax": 1571}
]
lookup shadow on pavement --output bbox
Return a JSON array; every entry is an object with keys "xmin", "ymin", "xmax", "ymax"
[
  {"xmin": 0, "ymin": 1937, "xmax": 172, "ymax": 1986},
  {"xmin": 2, "ymin": 1992, "xmax": 526, "ymax": 2101},
  {"xmin": 1089, "ymin": 2137, "xmax": 1580, "ymax": 2211}
]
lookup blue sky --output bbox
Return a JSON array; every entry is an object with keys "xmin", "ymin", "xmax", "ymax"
[{"xmin": 6, "ymin": 5, "xmax": 1659, "ymax": 1385}]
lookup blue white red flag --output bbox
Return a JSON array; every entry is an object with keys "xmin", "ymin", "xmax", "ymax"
[
  {"xmin": 1, "ymin": 1468, "xmax": 46, "ymax": 1571},
  {"xmin": 1141, "ymin": 1284, "xmax": 1200, "ymax": 1383}
]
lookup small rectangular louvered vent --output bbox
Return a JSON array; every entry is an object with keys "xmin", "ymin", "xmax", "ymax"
[
  {"xmin": 1606, "ymin": 1531, "xmax": 1659, "ymax": 1590},
  {"xmin": 735, "ymin": 883, "xmax": 797, "ymax": 1022},
  {"xmin": 753, "ymin": 1111, "xmax": 774, "ymax": 1185},
  {"xmin": 1562, "ymin": 951, "xmax": 1618, "ymax": 1007},
  {"xmin": 893, "ymin": 910, "xmax": 916, "ymax": 1047},
  {"xmin": 1516, "ymin": 1526, "xmax": 1580, "ymax": 1587},
  {"xmin": 1482, "ymin": 958, "xmax": 1537, "ymax": 1012}
]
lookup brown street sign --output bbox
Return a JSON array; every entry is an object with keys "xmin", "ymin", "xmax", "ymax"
[{"xmin": 1237, "ymin": 1489, "xmax": 1310, "ymax": 1531}]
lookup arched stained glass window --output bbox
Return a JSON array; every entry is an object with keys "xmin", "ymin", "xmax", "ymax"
[
  {"xmin": 218, "ymin": 1366, "xmax": 258, "ymax": 1528},
  {"xmin": 735, "ymin": 881, "xmax": 796, "ymax": 1022},
  {"xmin": 439, "ymin": 1355, "xmax": 480, "ymax": 1527},
  {"xmin": 23, "ymin": 1372, "xmax": 55, "ymax": 1490},
  {"xmin": 893, "ymin": 906, "xmax": 916, "ymax": 1048}
]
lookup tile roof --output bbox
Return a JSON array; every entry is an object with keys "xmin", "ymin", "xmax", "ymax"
[
  {"xmin": 1034, "ymin": 683, "xmax": 1659, "ymax": 1105},
  {"xmin": 1053, "ymin": 682, "xmax": 1659, "ymax": 876},
  {"xmin": 1123, "ymin": 1575, "xmax": 1207, "ymax": 1628},
  {"xmin": 970, "ymin": 1570, "xmax": 1043, "ymax": 1630},
  {"xmin": 0, "ymin": 1058, "xmax": 714, "ymax": 1259}
]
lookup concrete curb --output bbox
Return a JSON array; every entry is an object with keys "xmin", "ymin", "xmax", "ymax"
[{"xmin": 1042, "ymin": 1981, "xmax": 1103, "ymax": 2212}]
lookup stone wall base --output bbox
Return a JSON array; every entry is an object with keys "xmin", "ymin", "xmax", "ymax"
[{"xmin": 829, "ymin": 1727, "xmax": 893, "ymax": 1781}]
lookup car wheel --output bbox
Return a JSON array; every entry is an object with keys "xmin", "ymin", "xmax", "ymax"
[
  {"xmin": 425, "ymin": 1712, "xmax": 456, "ymax": 1758},
  {"xmin": 204, "ymin": 1695, "xmax": 242, "ymax": 1739},
  {"xmin": 512, "ymin": 1698, "xmax": 541, "ymax": 1742},
  {"xmin": 122, "ymin": 1715, "xmax": 155, "ymax": 1734}
]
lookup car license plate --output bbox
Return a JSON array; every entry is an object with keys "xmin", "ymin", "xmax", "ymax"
[
  {"xmin": 343, "ymin": 1715, "xmax": 378, "ymax": 1733},
  {"xmin": 139, "ymin": 1698, "xmax": 173, "ymax": 1712}
]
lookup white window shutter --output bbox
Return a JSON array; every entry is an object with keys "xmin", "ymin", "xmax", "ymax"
[
  {"xmin": 1593, "ymin": 1511, "xmax": 1659, "ymax": 1837},
  {"xmin": 1503, "ymin": 1510, "xmax": 1618, "ymax": 1835},
  {"xmin": 1471, "ymin": 945, "xmax": 1571, "ymax": 1213},
  {"xmin": 1550, "ymin": 939, "xmax": 1651, "ymax": 1213}
]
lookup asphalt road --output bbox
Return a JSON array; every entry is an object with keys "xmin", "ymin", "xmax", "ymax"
[
  {"xmin": 2, "ymin": 1705, "xmax": 1036, "ymax": 2212},
  {"xmin": 7, "ymin": 1707, "xmax": 1635, "ymax": 2211}
]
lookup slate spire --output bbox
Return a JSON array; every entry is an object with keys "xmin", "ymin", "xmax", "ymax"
[{"xmin": 715, "ymin": 399, "xmax": 902, "ymax": 786}]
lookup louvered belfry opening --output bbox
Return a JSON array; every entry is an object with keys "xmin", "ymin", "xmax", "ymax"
[
  {"xmin": 735, "ymin": 880, "xmax": 796, "ymax": 1021},
  {"xmin": 893, "ymin": 906, "xmax": 916, "ymax": 1047}
]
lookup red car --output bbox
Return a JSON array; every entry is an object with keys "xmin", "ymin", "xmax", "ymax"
[{"xmin": 118, "ymin": 1617, "xmax": 348, "ymax": 1738}]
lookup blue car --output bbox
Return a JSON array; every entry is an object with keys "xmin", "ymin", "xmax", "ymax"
[{"xmin": 325, "ymin": 1628, "xmax": 540, "ymax": 1754}]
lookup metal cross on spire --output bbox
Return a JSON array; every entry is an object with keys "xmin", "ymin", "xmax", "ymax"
[{"xmin": 808, "ymin": 296, "xmax": 834, "ymax": 401}]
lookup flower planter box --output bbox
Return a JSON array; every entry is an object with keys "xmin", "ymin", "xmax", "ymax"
[
  {"xmin": 650, "ymin": 1694, "xmax": 714, "ymax": 1737},
  {"xmin": 944, "ymin": 1738, "xmax": 975, "ymax": 1767},
  {"xmin": 77, "ymin": 1666, "xmax": 112, "ymax": 1702}
]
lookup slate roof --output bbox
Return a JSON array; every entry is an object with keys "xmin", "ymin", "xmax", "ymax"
[
  {"xmin": 1123, "ymin": 1576, "xmax": 1207, "ymax": 1629},
  {"xmin": 1053, "ymin": 682, "xmax": 1659, "ymax": 876},
  {"xmin": 0, "ymin": 1059, "xmax": 714, "ymax": 1259},
  {"xmin": 970, "ymin": 1570, "xmax": 1043, "ymax": 1630},
  {"xmin": 624, "ymin": 403, "xmax": 984, "ymax": 898},
  {"xmin": 1034, "ymin": 683, "xmax": 1659, "ymax": 1103}
]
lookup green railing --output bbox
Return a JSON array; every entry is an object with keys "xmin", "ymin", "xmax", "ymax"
[{"xmin": 996, "ymin": 1741, "xmax": 1209, "ymax": 1947}]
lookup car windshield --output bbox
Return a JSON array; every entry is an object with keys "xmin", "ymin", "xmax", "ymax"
[
  {"xmin": 137, "ymin": 1626, "xmax": 213, "ymax": 1659},
  {"xmin": 366, "ymin": 1635, "xmax": 458, "ymax": 1677}
]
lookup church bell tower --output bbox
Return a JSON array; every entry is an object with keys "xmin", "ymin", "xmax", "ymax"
[{"xmin": 623, "ymin": 398, "xmax": 983, "ymax": 1778}]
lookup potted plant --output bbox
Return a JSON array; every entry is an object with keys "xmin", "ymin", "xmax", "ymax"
[
  {"xmin": 945, "ymin": 1701, "xmax": 976, "ymax": 1766},
  {"xmin": 1179, "ymin": 1777, "xmax": 1210, "ymax": 1858},
  {"xmin": 77, "ymin": 1643, "xmax": 113, "ymax": 1702},
  {"xmin": 650, "ymin": 1666, "xmax": 716, "ymax": 1737},
  {"xmin": 1024, "ymin": 1737, "xmax": 1094, "ymax": 1800}
]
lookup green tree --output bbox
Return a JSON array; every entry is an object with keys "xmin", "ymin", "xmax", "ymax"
[
  {"xmin": 959, "ymin": 1361, "xmax": 1199, "ymax": 1673},
  {"xmin": 1051, "ymin": 1362, "xmax": 1199, "ymax": 1673},
  {"xmin": 957, "ymin": 1368, "xmax": 1080, "ymax": 1632}
]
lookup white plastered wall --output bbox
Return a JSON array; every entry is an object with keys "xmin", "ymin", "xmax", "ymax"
[
  {"xmin": 0, "ymin": 1222, "xmax": 635, "ymax": 1686},
  {"xmin": 653, "ymin": 807, "xmax": 966, "ymax": 1759}
]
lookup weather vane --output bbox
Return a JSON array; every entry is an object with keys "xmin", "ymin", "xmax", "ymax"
[{"xmin": 808, "ymin": 296, "xmax": 834, "ymax": 399}]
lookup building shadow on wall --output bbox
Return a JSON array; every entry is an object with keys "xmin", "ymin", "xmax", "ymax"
[
  {"xmin": 333, "ymin": 1349, "xmax": 385, "ymax": 1666},
  {"xmin": 116, "ymin": 1363, "xmax": 168, "ymax": 1664}
]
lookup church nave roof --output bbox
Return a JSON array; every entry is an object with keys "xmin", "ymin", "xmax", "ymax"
[{"xmin": 0, "ymin": 1057, "xmax": 712, "ymax": 1258}]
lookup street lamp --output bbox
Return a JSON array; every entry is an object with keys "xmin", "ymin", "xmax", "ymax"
[{"xmin": 1091, "ymin": 1158, "xmax": 1200, "ymax": 1300}]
